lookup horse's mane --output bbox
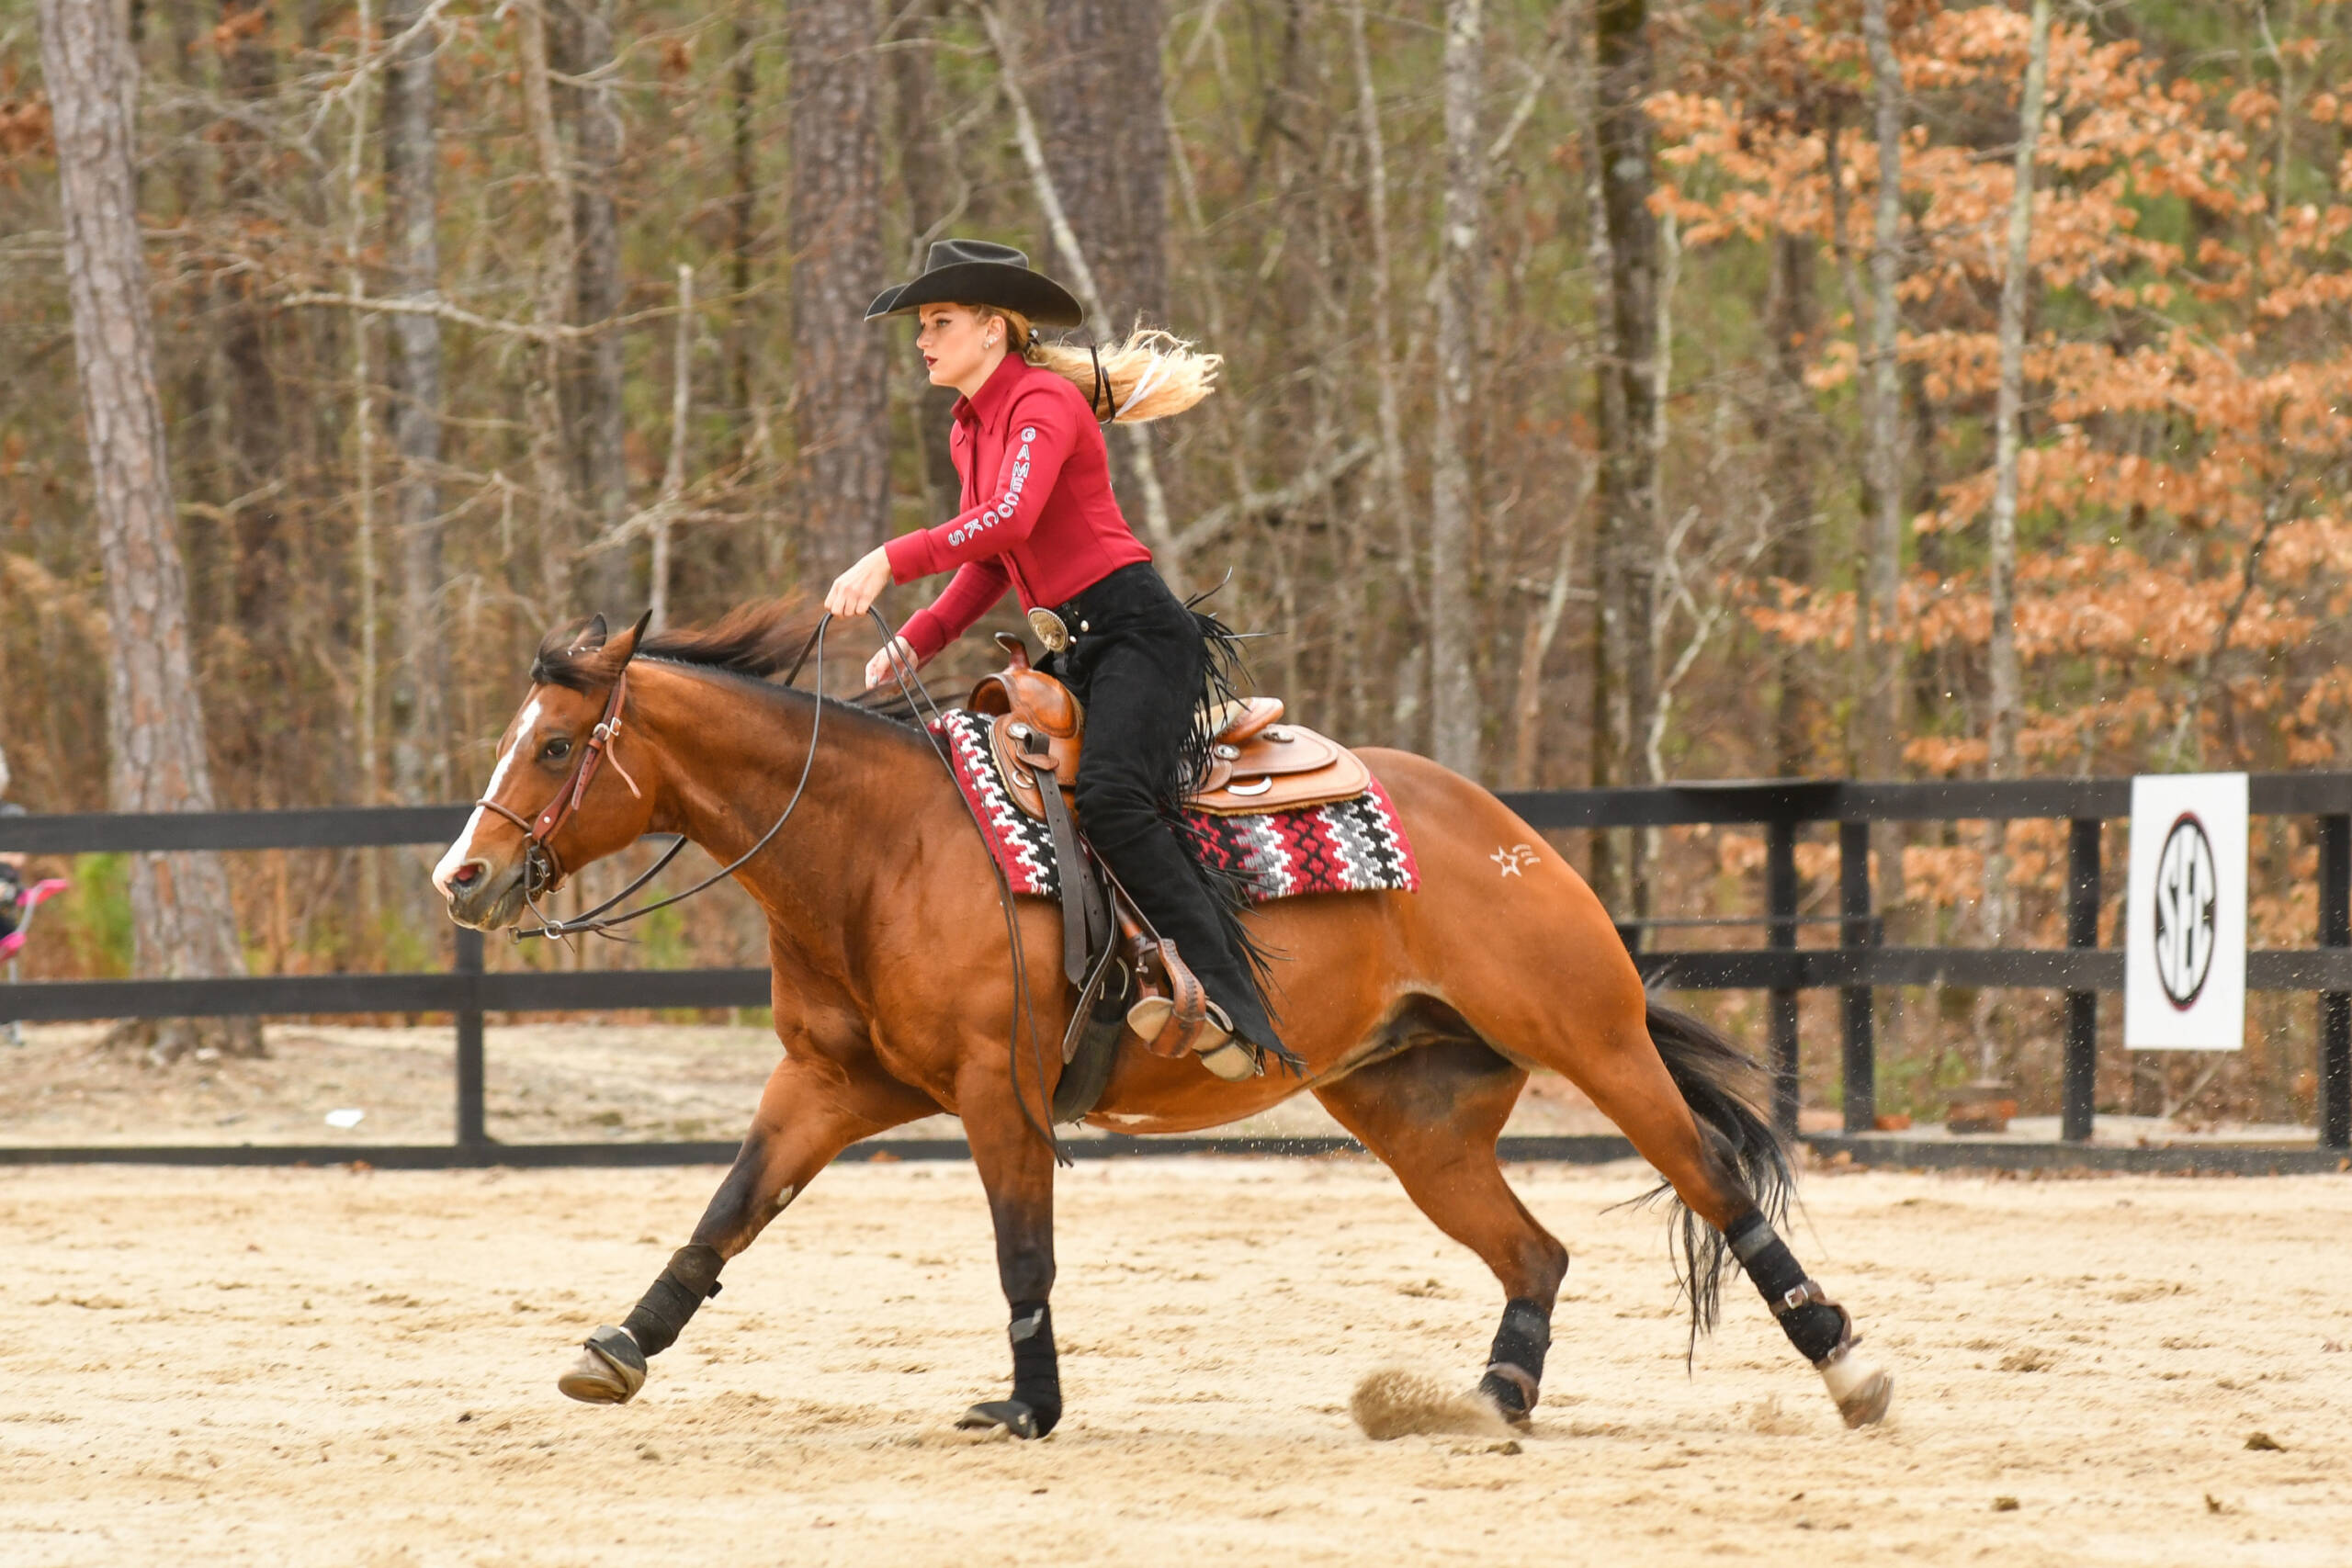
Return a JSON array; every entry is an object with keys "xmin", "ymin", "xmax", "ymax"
[{"xmin": 530, "ymin": 600, "xmax": 923, "ymax": 725}]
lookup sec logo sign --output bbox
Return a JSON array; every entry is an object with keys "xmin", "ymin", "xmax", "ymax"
[
  {"xmin": 2125, "ymin": 773, "xmax": 2246, "ymax": 1052},
  {"xmin": 2151, "ymin": 813, "xmax": 2217, "ymax": 1010}
]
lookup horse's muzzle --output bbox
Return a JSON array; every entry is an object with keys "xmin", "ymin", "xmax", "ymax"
[{"xmin": 441, "ymin": 857, "xmax": 527, "ymax": 931}]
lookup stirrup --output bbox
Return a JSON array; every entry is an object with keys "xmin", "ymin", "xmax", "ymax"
[
  {"xmin": 1193, "ymin": 1005, "xmax": 1261, "ymax": 1080},
  {"xmin": 1126, "ymin": 996, "xmax": 1257, "ymax": 1079},
  {"xmin": 1125, "ymin": 938, "xmax": 1210, "ymax": 1058}
]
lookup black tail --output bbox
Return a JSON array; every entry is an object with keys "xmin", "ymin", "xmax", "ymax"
[{"xmin": 1634, "ymin": 998, "xmax": 1796, "ymax": 1359}]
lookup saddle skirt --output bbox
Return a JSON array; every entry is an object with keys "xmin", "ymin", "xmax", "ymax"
[{"xmin": 966, "ymin": 635, "xmax": 1372, "ymax": 820}]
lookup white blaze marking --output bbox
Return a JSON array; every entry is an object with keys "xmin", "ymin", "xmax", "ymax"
[{"xmin": 431, "ymin": 695, "xmax": 541, "ymax": 896}]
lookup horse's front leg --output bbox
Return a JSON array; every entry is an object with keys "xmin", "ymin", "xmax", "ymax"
[
  {"xmin": 558, "ymin": 1052, "xmax": 933, "ymax": 1404},
  {"xmin": 949, "ymin": 1050, "xmax": 1062, "ymax": 1439}
]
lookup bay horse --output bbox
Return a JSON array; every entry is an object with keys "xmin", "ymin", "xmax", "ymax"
[{"xmin": 431, "ymin": 604, "xmax": 1891, "ymax": 1436}]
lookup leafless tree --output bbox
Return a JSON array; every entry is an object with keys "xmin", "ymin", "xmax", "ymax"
[
  {"xmin": 1033, "ymin": 0, "xmax": 1169, "ymax": 330},
  {"xmin": 1860, "ymin": 0, "xmax": 1905, "ymax": 776},
  {"xmin": 40, "ymin": 0, "xmax": 257, "ymax": 1057},
  {"xmin": 386, "ymin": 0, "xmax": 449, "ymax": 806},
  {"xmin": 1427, "ymin": 0, "xmax": 1483, "ymax": 777},
  {"xmin": 1590, "ymin": 0, "xmax": 1660, "ymax": 909},
  {"xmin": 790, "ymin": 0, "xmax": 893, "ymax": 571},
  {"xmin": 557, "ymin": 0, "xmax": 633, "ymax": 611}
]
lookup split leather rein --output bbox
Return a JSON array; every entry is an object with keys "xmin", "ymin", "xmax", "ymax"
[
  {"xmin": 478, "ymin": 607, "xmax": 911, "ymax": 944},
  {"xmin": 471, "ymin": 609, "xmax": 1069, "ymax": 1154}
]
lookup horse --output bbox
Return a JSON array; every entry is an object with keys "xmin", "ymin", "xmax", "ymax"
[{"xmin": 430, "ymin": 603, "xmax": 1891, "ymax": 1437}]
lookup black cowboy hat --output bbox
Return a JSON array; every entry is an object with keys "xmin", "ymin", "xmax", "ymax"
[{"xmin": 864, "ymin": 239, "xmax": 1085, "ymax": 328}]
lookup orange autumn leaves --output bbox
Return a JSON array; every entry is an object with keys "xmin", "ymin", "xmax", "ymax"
[{"xmin": 1653, "ymin": 3, "xmax": 2352, "ymax": 778}]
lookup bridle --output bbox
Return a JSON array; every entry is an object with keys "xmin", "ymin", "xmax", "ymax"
[
  {"xmin": 473, "ymin": 605, "xmax": 1070, "ymax": 1160},
  {"xmin": 475, "ymin": 661, "xmax": 643, "ymax": 901},
  {"xmin": 482, "ymin": 615, "xmax": 835, "ymax": 945}
]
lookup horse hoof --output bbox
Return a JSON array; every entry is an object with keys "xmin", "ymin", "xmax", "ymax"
[
  {"xmin": 558, "ymin": 1325, "xmax": 647, "ymax": 1405},
  {"xmin": 956, "ymin": 1399, "xmax": 1041, "ymax": 1440},
  {"xmin": 1477, "ymin": 1362, "xmax": 1539, "ymax": 1428},
  {"xmin": 1820, "ymin": 1348, "xmax": 1892, "ymax": 1428}
]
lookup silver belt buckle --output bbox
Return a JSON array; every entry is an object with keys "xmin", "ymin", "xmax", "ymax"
[{"xmin": 1027, "ymin": 607, "xmax": 1071, "ymax": 652}]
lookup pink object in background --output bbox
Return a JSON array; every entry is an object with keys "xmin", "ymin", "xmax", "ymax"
[{"xmin": 1, "ymin": 878, "xmax": 70, "ymax": 960}]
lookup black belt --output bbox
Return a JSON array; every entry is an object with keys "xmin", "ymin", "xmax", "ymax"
[{"xmin": 1029, "ymin": 564, "xmax": 1154, "ymax": 652}]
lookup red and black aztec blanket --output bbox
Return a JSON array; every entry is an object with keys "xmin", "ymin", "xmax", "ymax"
[{"xmin": 930, "ymin": 708, "xmax": 1419, "ymax": 903}]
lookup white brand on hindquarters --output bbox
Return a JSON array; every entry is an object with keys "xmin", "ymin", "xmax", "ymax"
[{"xmin": 1491, "ymin": 844, "xmax": 1540, "ymax": 878}]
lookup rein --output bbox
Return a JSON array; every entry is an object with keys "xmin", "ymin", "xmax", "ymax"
[
  {"xmin": 481, "ymin": 606, "xmax": 1068, "ymax": 1159},
  {"xmin": 498, "ymin": 616, "xmax": 842, "ymax": 944}
]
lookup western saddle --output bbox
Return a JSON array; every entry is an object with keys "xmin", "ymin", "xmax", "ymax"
[
  {"xmin": 962, "ymin": 634, "xmax": 1369, "ymax": 1097},
  {"xmin": 967, "ymin": 634, "xmax": 1370, "ymax": 821}
]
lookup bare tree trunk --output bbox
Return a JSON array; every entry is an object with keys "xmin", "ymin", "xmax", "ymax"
[
  {"xmin": 342, "ymin": 0, "xmax": 383, "ymax": 915},
  {"xmin": 1508, "ymin": 464, "xmax": 1593, "ymax": 789},
  {"xmin": 40, "ymin": 0, "xmax": 257, "ymax": 1057},
  {"xmin": 789, "ymin": 0, "xmax": 893, "ymax": 572},
  {"xmin": 1764, "ymin": 227, "xmax": 1816, "ymax": 777},
  {"xmin": 517, "ymin": 0, "xmax": 581, "ymax": 614},
  {"xmin": 1859, "ymin": 0, "xmax": 1911, "ymax": 936},
  {"xmin": 727, "ymin": 2, "xmax": 761, "ymax": 431},
  {"xmin": 1581, "ymin": 42, "xmax": 1623, "ymax": 909},
  {"xmin": 384, "ymin": 0, "xmax": 447, "ymax": 806},
  {"xmin": 218, "ymin": 0, "xmax": 288, "ymax": 633},
  {"xmin": 978, "ymin": 4, "xmax": 1182, "ymax": 585},
  {"xmin": 556, "ymin": 0, "xmax": 631, "ymax": 611},
  {"xmin": 887, "ymin": 0, "xmax": 966, "ymax": 516},
  {"xmin": 1860, "ymin": 0, "xmax": 1905, "ymax": 776},
  {"xmin": 1980, "ymin": 0, "xmax": 2051, "ymax": 1021},
  {"xmin": 1033, "ymin": 0, "xmax": 1168, "ymax": 330},
  {"xmin": 1346, "ymin": 0, "xmax": 1417, "ymax": 746},
  {"xmin": 650, "ymin": 265, "xmax": 695, "ymax": 631},
  {"xmin": 1031, "ymin": 0, "xmax": 1175, "ymax": 532},
  {"xmin": 1593, "ymin": 0, "xmax": 1658, "ymax": 912},
  {"xmin": 1986, "ymin": 0, "xmax": 2048, "ymax": 793},
  {"xmin": 1427, "ymin": 0, "xmax": 1482, "ymax": 776}
]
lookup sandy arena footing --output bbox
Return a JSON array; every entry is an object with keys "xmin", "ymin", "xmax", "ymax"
[{"xmin": 4, "ymin": 1158, "xmax": 2348, "ymax": 1566}]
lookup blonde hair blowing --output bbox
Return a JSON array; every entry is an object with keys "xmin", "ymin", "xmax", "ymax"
[{"xmin": 982, "ymin": 308, "xmax": 1220, "ymax": 423}]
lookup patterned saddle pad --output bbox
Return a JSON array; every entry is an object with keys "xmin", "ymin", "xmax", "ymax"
[{"xmin": 931, "ymin": 709, "xmax": 1419, "ymax": 902}]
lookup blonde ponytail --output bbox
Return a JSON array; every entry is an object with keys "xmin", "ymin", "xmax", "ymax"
[{"xmin": 982, "ymin": 309, "xmax": 1222, "ymax": 423}]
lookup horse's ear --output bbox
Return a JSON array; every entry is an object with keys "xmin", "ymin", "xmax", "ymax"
[
  {"xmin": 612, "ymin": 609, "xmax": 655, "ymax": 668},
  {"xmin": 570, "ymin": 613, "xmax": 610, "ymax": 653}
]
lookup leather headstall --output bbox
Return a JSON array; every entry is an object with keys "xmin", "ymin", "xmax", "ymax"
[{"xmin": 477, "ymin": 626, "xmax": 647, "ymax": 892}]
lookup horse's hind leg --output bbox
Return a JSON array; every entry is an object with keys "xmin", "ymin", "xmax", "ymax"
[
  {"xmin": 1438, "ymin": 890, "xmax": 1892, "ymax": 1427},
  {"xmin": 558, "ymin": 1053, "xmax": 935, "ymax": 1404},
  {"xmin": 1312, "ymin": 1038, "xmax": 1568, "ymax": 1426}
]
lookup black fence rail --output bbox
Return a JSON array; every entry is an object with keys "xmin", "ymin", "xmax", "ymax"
[{"xmin": 3, "ymin": 774, "xmax": 2347, "ymax": 1167}]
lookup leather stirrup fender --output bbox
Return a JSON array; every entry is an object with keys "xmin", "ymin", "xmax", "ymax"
[{"xmin": 1023, "ymin": 744, "xmax": 1094, "ymax": 988}]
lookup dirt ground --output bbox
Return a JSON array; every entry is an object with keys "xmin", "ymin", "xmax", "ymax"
[{"xmin": 5, "ymin": 1158, "xmax": 2348, "ymax": 1567}]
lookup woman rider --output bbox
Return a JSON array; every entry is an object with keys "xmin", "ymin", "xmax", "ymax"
[{"xmin": 821, "ymin": 239, "xmax": 1283, "ymax": 1075}]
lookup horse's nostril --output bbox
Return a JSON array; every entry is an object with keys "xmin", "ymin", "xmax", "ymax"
[{"xmin": 452, "ymin": 863, "xmax": 482, "ymax": 887}]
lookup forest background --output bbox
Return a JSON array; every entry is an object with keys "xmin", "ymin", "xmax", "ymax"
[{"xmin": 3, "ymin": 0, "xmax": 2349, "ymax": 1127}]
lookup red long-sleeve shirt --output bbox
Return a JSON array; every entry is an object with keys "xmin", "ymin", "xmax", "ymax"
[{"xmin": 885, "ymin": 352, "xmax": 1152, "ymax": 662}]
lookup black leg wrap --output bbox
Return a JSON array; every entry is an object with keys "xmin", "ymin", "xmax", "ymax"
[
  {"xmin": 1477, "ymin": 1296, "xmax": 1553, "ymax": 1422},
  {"xmin": 1007, "ymin": 1299, "xmax": 1062, "ymax": 1437},
  {"xmin": 1726, "ymin": 1213, "xmax": 1847, "ymax": 1364},
  {"xmin": 619, "ymin": 1243, "xmax": 726, "ymax": 1359}
]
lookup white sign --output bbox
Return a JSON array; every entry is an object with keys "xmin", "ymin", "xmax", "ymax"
[{"xmin": 2124, "ymin": 773, "xmax": 2247, "ymax": 1052}]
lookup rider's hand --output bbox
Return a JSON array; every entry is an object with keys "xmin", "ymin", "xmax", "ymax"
[
  {"xmin": 864, "ymin": 636, "xmax": 917, "ymax": 691},
  {"xmin": 824, "ymin": 547, "xmax": 893, "ymax": 620}
]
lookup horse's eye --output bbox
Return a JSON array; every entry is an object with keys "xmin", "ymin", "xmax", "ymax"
[{"xmin": 541, "ymin": 737, "xmax": 572, "ymax": 762}]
